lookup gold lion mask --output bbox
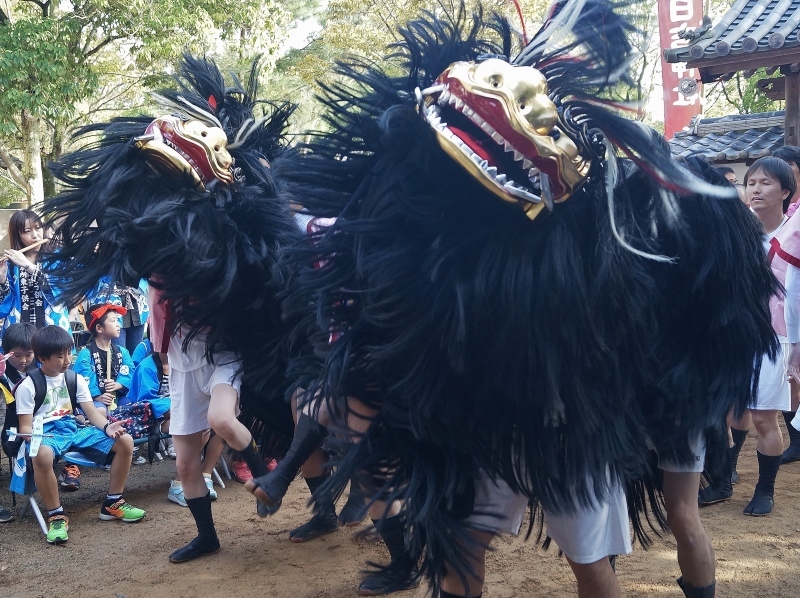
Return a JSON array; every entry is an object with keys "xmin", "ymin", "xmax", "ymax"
[
  {"xmin": 134, "ymin": 115, "xmax": 237, "ymax": 189},
  {"xmin": 420, "ymin": 58, "xmax": 590, "ymax": 220}
]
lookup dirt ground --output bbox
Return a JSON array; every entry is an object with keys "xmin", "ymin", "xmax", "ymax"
[{"xmin": 1, "ymin": 426, "xmax": 800, "ymax": 598}]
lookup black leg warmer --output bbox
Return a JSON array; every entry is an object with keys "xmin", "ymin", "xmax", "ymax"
[
  {"xmin": 730, "ymin": 427, "xmax": 748, "ymax": 484},
  {"xmin": 781, "ymin": 412, "xmax": 800, "ymax": 464},
  {"xmin": 247, "ymin": 413, "xmax": 328, "ymax": 517}
]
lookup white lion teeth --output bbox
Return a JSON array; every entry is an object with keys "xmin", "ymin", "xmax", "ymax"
[{"xmin": 422, "ymin": 86, "xmax": 542, "ymax": 205}]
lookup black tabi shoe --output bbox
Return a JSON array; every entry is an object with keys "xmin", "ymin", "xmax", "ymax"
[
  {"xmin": 289, "ymin": 511, "xmax": 339, "ymax": 543},
  {"xmin": 357, "ymin": 570, "xmax": 421, "ymax": 596},
  {"xmin": 698, "ymin": 484, "xmax": 733, "ymax": 506},
  {"xmin": 169, "ymin": 536, "xmax": 221, "ymax": 563},
  {"xmin": 743, "ymin": 452, "xmax": 781, "ymax": 516}
]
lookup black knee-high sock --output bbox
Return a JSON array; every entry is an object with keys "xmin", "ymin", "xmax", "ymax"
[
  {"xmin": 440, "ymin": 591, "xmax": 482, "ymax": 598},
  {"xmin": 186, "ymin": 492, "xmax": 218, "ymax": 543},
  {"xmin": 783, "ymin": 411, "xmax": 800, "ymax": 446},
  {"xmin": 238, "ymin": 436, "xmax": 269, "ymax": 479},
  {"xmin": 754, "ymin": 451, "xmax": 781, "ymax": 497},
  {"xmin": 730, "ymin": 428, "xmax": 748, "ymax": 470}
]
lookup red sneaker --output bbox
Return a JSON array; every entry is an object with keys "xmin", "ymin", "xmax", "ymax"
[
  {"xmin": 265, "ymin": 458, "xmax": 277, "ymax": 472},
  {"xmin": 232, "ymin": 459, "xmax": 253, "ymax": 483}
]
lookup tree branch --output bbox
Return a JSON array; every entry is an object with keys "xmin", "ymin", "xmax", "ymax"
[
  {"xmin": 0, "ymin": 141, "xmax": 29, "ymax": 194},
  {"xmin": 84, "ymin": 35, "xmax": 117, "ymax": 58}
]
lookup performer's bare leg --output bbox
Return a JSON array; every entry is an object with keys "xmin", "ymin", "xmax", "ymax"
[
  {"xmin": 170, "ymin": 431, "xmax": 220, "ymax": 563},
  {"xmin": 440, "ymin": 531, "xmax": 494, "ymax": 598},
  {"xmin": 663, "ymin": 471, "xmax": 716, "ymax": 597},
  {"xmin": 566, "ymin": 558, "xmax": 621, "ymax": 598}
]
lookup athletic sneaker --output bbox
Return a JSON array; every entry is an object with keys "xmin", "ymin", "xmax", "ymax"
[
  {"xmin": 265, "ymin": 458, "xmax": 277, "ymax": 472},
  {"xmin": 132, "ymin": 447, "xmax": 146, "ymax": 465},
  {"xmin": 204, "ymin": 475, "xmax": 218, "ymax": 501},
  {"xmin": 165, "ymin": 440, "xmax": 177, "ymax": 459},
  {"xmin": 46, "ymin": 514, "xmax": 69, "ymax": 544},
  {"xmin": 232, "ymin": 459, "xmax": 252, "ymax": 483},
  {"xmin": 99, "ymin": 499, "xmax": 146, "ymax": 522},
  {"xmin": 59, "ymin": 465, "xmax": 81, "ymax": 491},
  {"xmin": 168, "ymin": 481, "xmax": 188, "ymax": 507},
  {"xmin": 0, "ymin": 504, "xmax": 14, "ymax": 523}
]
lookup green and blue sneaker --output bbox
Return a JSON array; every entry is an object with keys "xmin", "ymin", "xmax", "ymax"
[
  {"xmin": 99, "ymin": 499, "xmax": 146, "ymax": 522},
  {"xmin": 46, "ymin": 515, "xmax": 69, "ymax": 544}
]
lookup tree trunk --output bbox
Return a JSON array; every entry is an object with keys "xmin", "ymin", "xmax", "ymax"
[
  {"xmin": 20, "ymin": 110, "xmax": 44, "ymax": 206},
  {"xmin": 41, "ymin": 122, "xmax": 66, "ymax": 198}
]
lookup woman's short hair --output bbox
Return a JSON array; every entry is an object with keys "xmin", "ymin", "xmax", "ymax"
[
  {"xmin": 744, "ymin": 157, "xmax": 797, "ymax": 212},
  {"xmin": 7, "ymin": 209, "xmax": 44, "ymax": 251}
]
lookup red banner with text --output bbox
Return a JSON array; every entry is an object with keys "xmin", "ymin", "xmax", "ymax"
[{"xmin": 658, "ymin": 0, "xmax": 704, "ymax": 139}]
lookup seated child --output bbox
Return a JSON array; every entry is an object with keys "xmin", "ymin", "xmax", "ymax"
[
  {"xmin": 0, "ymin": 322, "xmax": 83, "ymax": 494},
  {"xmin": 16, "ymin": 326, "xmax": 145, "ymax": 544},
  {"xmin": 1, "ymin": 322, "xmax": 37, "ymax": 390},
  {"xmin": 73, "ymin": 303, "xmax": 134, "ymax": 416}
]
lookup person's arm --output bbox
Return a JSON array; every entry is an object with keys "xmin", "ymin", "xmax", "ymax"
[
  {"xmin": 76, "ymin": 378, "xmax": 126, "ymax": 438},
  {"xmin": 15, "ymin": 378, "xmax": 37, "ymax": 435},
  {"xmin": 787, "ymin": 265, "xmax": 800, "ymax": 382}
]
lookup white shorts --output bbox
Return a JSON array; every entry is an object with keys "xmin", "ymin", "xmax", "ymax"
[
  {"xmin": 169, "ymin": 352, "xmax": 242, "ymax": 436},
  {"xmin": 750, "ymin": 342, "xmax": 790, "ymax": 411},
  {"xmin": 543, "ymin": 480, "xmax": 632, "ymax": 564},
  {"xmin": 465, "ymin": 473, "xmax": 530, "ymax": 535},
  {"xmin": 655, "ymin": 433, "xmax": 707, "ymax": 474}
]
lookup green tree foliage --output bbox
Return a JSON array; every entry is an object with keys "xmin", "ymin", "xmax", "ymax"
[{"xmin": 0, "ymin": 0, "xmax": 314, "ymax": 204}]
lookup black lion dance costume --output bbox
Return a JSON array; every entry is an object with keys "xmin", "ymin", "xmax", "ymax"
[
  {"xmin": 44, "ymin": 55, "xmax": 300, "ymax": 561},
  {"xmin": 247, "ymin": 1, "xmax": 778, "ymax": 597}
]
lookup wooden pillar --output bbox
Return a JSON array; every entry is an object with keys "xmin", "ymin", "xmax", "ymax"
[{"xmin": 786, "ymin": 72, "xmax": 800, "ymax": 145}]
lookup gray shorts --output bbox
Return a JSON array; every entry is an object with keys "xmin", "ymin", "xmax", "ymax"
[{"xmin": 465, "ymin": 472, "xmax": 632, "ymax": 565}]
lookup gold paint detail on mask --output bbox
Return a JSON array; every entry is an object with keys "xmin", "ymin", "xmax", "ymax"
[
  {"xmin": 134, "ymin": 115, "xmax": 235, "ymax": 189},
  {"xmin": 420, "ymin": 59, "xmax": 591, "ymax": 220}
]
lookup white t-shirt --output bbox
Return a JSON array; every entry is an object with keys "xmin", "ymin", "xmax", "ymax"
[{"xmin": 15, "ymin": 372, "xmax": 93, "ymax": 423}]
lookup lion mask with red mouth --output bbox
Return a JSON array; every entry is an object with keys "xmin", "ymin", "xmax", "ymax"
[{"xmin": 420, "ymin": 57, "xmax": 590, "ymax": 220}]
